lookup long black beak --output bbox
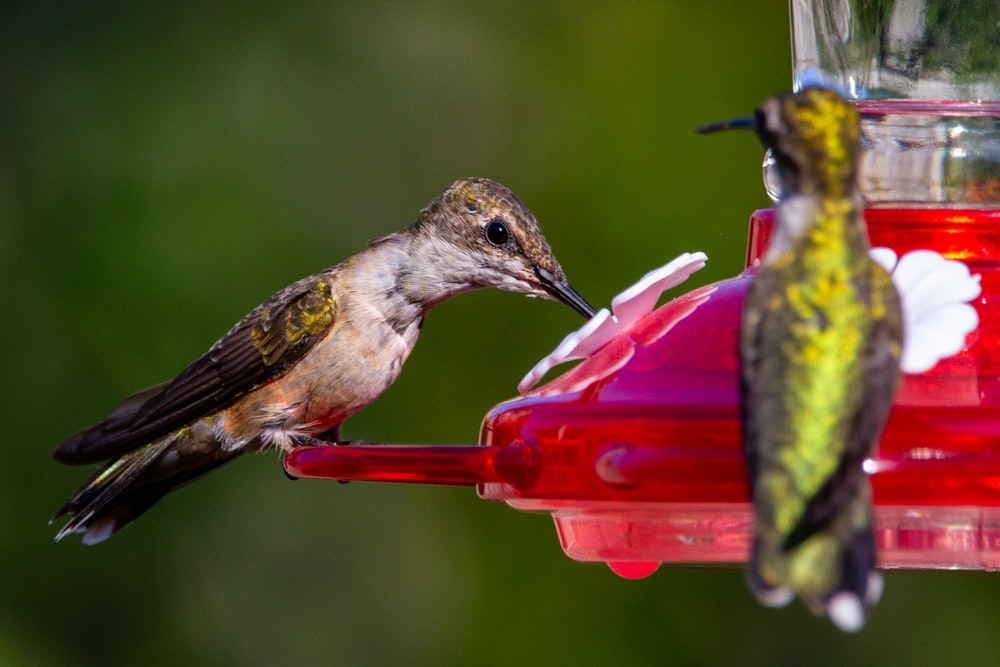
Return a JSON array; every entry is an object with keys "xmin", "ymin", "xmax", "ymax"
[
  {"xmin": 694, "ymin": 116, "xmax": 757, "ymax": 135},
  {"xmin": 534, "ymin": 266, "xmax": 597, "ymax": 319}
]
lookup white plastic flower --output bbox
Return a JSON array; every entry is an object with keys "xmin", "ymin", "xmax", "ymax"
[
  {"xmin": 869, "ymin": 247, "xmax": 981, "ymax": 374},
  {"xmin": 518, "ymin": 248, "xmax": 980, "ymax": 395},
  {"xmin": 518, "ymin": 252, "xmax": 708, "ymax": 394}
]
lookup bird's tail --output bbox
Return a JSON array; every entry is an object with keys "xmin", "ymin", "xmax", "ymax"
[
  {"xmin": 747, "ymin": 480, "xmax": 881, "ymax": 632},
  {"xmin": 52, "ymin": 430, "xmax": 238, "ymax": 544}
]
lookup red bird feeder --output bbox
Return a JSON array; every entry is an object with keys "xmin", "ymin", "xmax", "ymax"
[{"xmin": 286, "ymin": 202, "xmax": 1000, "ymax": 578}]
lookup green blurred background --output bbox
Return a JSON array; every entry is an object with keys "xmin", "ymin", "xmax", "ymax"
[{"xmin": 3, "ymin": 2, "xmax": 999, "ymax": 665}]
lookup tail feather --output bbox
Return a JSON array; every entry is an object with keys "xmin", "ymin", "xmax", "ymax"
[
  {"xmin": 745, "ymin": 552, "xmax": 795, "ymax": 609},
  {"xmin": 748, "ymin": 483, "xmax": 880, "ymax": 631},
  {"xmin": 53, "ymin": 440, "xmax": 172, "ymax": 542},
  {"xmin": 805, "ymin": 520, "xmax": 880, "ymax": 632},
  {"xmin": 52, "ymin": 436, "xmax": 239, "ymax": 544},
  {"xmin": 823, "ymin": 504, "xmax": 882, "ymax": 632}
]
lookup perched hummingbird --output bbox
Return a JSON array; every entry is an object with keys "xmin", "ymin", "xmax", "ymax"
[
  {"xmin": 53, "ymin": 177, "xmax": 596, "ymax": 544},
  {"xmin": 699, "ymin": 88, "xmax": 903, "ymax": 631}
]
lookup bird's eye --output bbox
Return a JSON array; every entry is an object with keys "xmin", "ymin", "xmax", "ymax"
[{"xmin": 485, "ymin": 219, "xmax": 510, "ymax": 246}]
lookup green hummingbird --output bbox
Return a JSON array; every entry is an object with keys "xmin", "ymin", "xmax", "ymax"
[
  {"xmin": 53, "ymin": 178, "xmax": 595, "ymax": 545},
  {"xmin": 699, "ymin": 88, "xmax": 903, "ymax": 631}
]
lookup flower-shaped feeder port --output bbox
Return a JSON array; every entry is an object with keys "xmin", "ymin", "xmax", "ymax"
[{"xmin": 285, "ymin": 207, "xmax": 995, "ymax": 579}]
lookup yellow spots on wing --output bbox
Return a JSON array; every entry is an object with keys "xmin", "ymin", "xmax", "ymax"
[
  {"xmin": 250, "ymin": 317, "xmax": 281, "ymax": 365},
  {"xmin": 293, "ymin": 281, "xmax": 336, "ymax": 337},
  {"xmin": 251, "ymin": 280, "xmax": 337, "ymax": 366},
  {"xmin": 282, "ymin": 280, "xmax": 336, "ymax": 346}
]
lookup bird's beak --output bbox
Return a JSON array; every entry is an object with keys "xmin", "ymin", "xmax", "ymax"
[
  {"xmin": 534, "ymin": 266, "xmax": 597, "ymax": 319},
  {"xmin": 694, "ymin": 116, "xmax": 757, "ymax": 135}
]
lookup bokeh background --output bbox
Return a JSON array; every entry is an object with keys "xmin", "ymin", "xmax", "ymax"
[{"xmin": 4, "ymin": 2, "xmax": 999, "ymax": 665}]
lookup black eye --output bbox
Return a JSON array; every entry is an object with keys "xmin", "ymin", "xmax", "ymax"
[{"xmin": 485, "ymin": 219, "xmax": 510, "ymax": 246}]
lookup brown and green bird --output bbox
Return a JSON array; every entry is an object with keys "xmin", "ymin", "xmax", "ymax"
[
  {"xmin": 700, "ymin": 88, "xmax": 903, "ymax": 631},
  {"xmin": 53, "ymin": 178, "xmax": 595, "ymax": 544}
]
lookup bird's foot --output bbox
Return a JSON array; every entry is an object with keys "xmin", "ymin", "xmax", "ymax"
[
  {"xmin": 293, "ymin": 435, "xmax": 376, "ymax": 447},
  {"xmin": 296, "ymin": 435, "xmax": 339, "ymax": 447},
  {"xmin": 285, "ymin": 436, "xmax": 376, "ymax": 484}
]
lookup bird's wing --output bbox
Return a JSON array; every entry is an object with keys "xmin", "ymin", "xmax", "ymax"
[
  {"xmin": 54, "ymin": 273, "xmax": 339, "ymax": 464},
  {"xmin": 739, "ymin": 265, "xmax": 780, "ymax": 490}
]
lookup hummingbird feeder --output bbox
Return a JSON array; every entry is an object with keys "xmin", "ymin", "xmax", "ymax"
[{"xmin": 286, "ymin": 0, "xmax": 1000, "ymax": 579}]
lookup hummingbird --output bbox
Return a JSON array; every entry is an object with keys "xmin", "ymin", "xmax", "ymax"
[
  {"xmin": 53, "ymin": 177, "xmax": 596, "ymax": 545},
  {"xmin": 699, "ymin": 88, "xmax": 903, "ymax": 631}
]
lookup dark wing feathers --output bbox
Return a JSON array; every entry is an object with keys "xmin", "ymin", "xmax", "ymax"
[
  {"xmin": 52, "ymin": 439, "xmax": 172, "ymax": 526},
  {"xmin": 739, "ymin": 265, "xmax": 778, "ymax": 491},
  {"xmin": 54, "ymin": 274, "xmax": 338, "ymax": 464}
]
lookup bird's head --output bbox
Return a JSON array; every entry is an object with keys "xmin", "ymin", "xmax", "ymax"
[
  {"xmin": 698, "ymin": 87, "xmax": 862, "ymax": 198},
  {"xmin": 413, "ymin": 178, "xmax": 595, "ymax": 318}
]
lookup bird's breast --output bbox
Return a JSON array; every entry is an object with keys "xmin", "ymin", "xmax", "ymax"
[{"xmin": 221, "ymin": 304, "xmax": 423, "ymax": 448}]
